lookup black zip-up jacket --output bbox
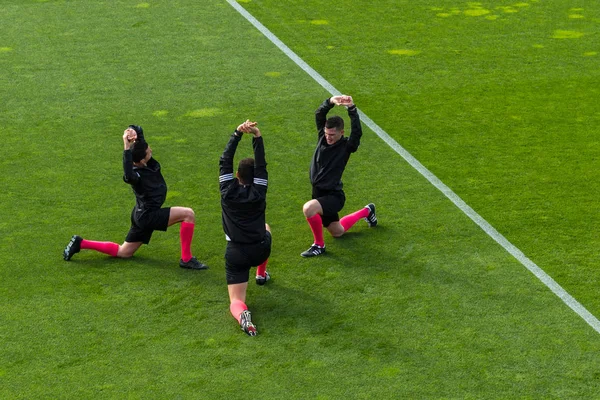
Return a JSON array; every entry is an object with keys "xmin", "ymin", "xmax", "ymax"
[
  {"xmin": 219, "ymin": 131, "xmax": 268, "ymax": 244},
  {"xmin": 122, "ymin": 130, "xmax": 167, "ymax": 218},
  {"xmin": 310, "ymin": 98, "xmax": 362, "ymax": 192}
]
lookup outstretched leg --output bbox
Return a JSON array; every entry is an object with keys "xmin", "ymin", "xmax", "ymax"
[
  {"xmin": 340, "ymin": 203, "xmax": 377, "ymax": 231},
  {"xmin": 63, "ymin": 235, "xmax": 142, "ymax": 261},
  {"xmin": 228, "ymin": 283, "xmax": 256, "ymax": 336},
  {"xmin": 325, "ymin": 203, "xmax": 378, "ymax": 241}
]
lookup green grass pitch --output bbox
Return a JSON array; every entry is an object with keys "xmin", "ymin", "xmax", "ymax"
[{"xmin": 1, "ymin": 0, "xmax": 599, "ymax": 398}]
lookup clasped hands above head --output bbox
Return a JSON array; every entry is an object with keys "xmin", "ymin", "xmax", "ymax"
[
  {"xmin": 330, "ymin": 95, "xmax": 354, "ymax": 108},
  {"xmin": 236, "ymin": 119, "xmax": 261, "ymax": 137}
]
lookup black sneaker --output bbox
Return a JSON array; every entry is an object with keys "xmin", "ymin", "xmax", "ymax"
[
  {"xmin": 179, "ymin": 257, "xmax": 209, "ymax": 270},
  {"xmin": 365, "ymin": 203, "xmax": 377, "ymax": 227},
  {"xmin": 240, "ymin": 310, "xmax": 257, "ymax": 336},
  {"xmin": 63, "ymin": 235, "xmax": 82, "ymax": 261},
  {"xmin": 256, "ymin": 271, "xmax": 271, "ymax": 286},
  {"xmin": 300, "ymin": 244, "xmax": 326, "ymax": 258}
]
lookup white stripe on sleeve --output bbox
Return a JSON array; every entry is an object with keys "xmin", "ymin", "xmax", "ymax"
[
  {"xmin": 254, "ymin": 178, "xmax": 268, "ymax": 186},
  {"xmin": 220, "ymin": 173, "xmax": 234, "ymax": 183}
]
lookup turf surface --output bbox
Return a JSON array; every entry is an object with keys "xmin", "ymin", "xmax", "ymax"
[{"xmin": 1, "ymin": 0, "xmax": 599, "ymax": 398}]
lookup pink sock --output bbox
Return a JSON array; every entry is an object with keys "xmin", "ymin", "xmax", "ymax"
[
  {"xmin": 256, "ymin": 259, "xmax": 268, "ymax": 277},
  {"xmin": 230, "ymin": 299, "xmax": 248, "ymax": 323},
  {"xmin": 307, "ymin": 214, "xmax": 325, "ymax": 247},
  {"xmin": 180, "ymin": 222, "xmax": 194, "ymax": 262},
  {"xmin": 340, "ymin": 207, "xmax": 370, "ymax": 232},
  {"xmin": 80, "ymin": 240, "xmax": 119, "ymax": 257}
]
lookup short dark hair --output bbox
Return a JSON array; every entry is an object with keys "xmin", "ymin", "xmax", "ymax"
[
  {"xmin": 325, "ymin": 116, "xmax": 344, "ymax": 131},
  {"xmin": 128, "ymin": 124, "xmax": 143, "ymax": 136},
  {"xmin": 237, "ymin": 157, "xmax": 255, "ymax": 184},
  {"xmin": 131, "ymin": 140, "xmax": 149, "ymax": 163}
]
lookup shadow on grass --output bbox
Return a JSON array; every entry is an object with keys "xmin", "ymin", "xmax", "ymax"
[
  {"xmin": 251, "ymin": 279, "xmax": 337, "ymax": 336},
  {"xmin": 306, "ymin": 223, "xmax": 432, "ymax": 282},
  {"xmin": 62, "ymin": 254, "xmax": 191, "ymax": 270},
  {"xmin": 60, "ymin": 253, "xmax": 223, "ymax": 287}
]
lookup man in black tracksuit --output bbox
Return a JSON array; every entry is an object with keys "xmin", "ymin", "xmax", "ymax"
[
  {"xmin": 63, "ymin": 125, "xmax": 208, "ymax": 270},
  {"xmin": 220, "ymin": 120, "xmax": 271, "ymax": 336},
  {"xmin": 301, "ymin": 95, "xmax": 378, "ymax": 257}
]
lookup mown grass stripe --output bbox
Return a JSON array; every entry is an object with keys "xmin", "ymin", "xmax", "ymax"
[{"xmin": 225, "ymin": 0, "xmax": 600, "ymax": 335}]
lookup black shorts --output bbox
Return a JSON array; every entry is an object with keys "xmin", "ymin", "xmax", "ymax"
[
  {"xmin": 225, "ymin": 231, "xmax": 272, "ymax": 285},
  {"xmin": 312, "ymin": 188, "xmax": 345, "ymax": 227},
  {"xmin": 125, "ymin": 207, "xmax": 171, "ymax": 244}
]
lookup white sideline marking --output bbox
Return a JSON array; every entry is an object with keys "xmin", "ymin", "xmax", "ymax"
[{"xmin": 225, "ymin": 0, "xmax": 600, "ymax": 334}]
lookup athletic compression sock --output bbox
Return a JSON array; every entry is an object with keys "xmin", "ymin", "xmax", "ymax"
[
  {"xmin": 306, "ymin": 214, "xmax": 325, "ymax": 247},
  {"xmin": 180, "ymin": 222, "xmax": 194, "ymax": 262},
  {"xmin": 256, "ymin": 259, "xmax": 268, "ymax": 277},
  {"xmin": 80, "ymin": 239, "xmax": 119, "ymax": 257},
  {"xmin": 230, "ymin": 299, "xmax": 248, "ymax": 323},
  {"xmin": 340, "ymin": 206, "xmax": 370, "ymax": 231}
]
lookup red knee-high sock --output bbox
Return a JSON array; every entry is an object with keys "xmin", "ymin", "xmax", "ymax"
[
  {"xmin": 340, "ymin": 206, "xmax": 370, "ymax": 232},
  {"xmin": 307, "ymin": 214, "xmax": 325, "ymax": 247},
  {"xmin": 256, "ymin": 259, "xmax": 268, "ymax": 277},
  {"xmin": 80, "ymin": 240, "xmax": 119, "ymax": 257},
  {"xmin": 230, "ymin": 299, "xmax": 248, "ymax": 323},
  {"xmin": 180, "ymin": 222, "xmax": 194, "ymax": 262}
]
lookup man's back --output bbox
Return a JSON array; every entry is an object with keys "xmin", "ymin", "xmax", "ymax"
[
  {"xmin": 219, "ymin": 129, "xmax": 268, "ymax": 244},
  {"xmin": 221, "ymin": 180, "xmax": 267, "ymax": 243}
]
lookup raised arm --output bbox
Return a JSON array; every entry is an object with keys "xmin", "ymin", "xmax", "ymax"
[
  {"xmin": 315, "ymin": 97, "xmax": 335, "ymax": 135},
  {"xmin": 123, "ymin": 128, "xmax": 139, "ymax": 185},
  {"xmin": 219, "ymin": 126, "xmax": 243, "ymax": 190},
  {"xmin": 248, "ymin": 123, "xmax": 267, "ymax": 193},
  {"xmin": 345, "ymin": 97, "xmax": 362, "ymax": 152}
]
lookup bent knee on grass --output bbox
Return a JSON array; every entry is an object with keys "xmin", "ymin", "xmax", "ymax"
[
  {"xmin": 117, "ymin": 242, "xmax": 142, "ymax": 258},
  {"xmin": 328, "ymin": 223, "xmax": 345, "ymax": 238},
  {"xmin": 117, "ymin": 249, "xmax": 135, "ymax": 258}
]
